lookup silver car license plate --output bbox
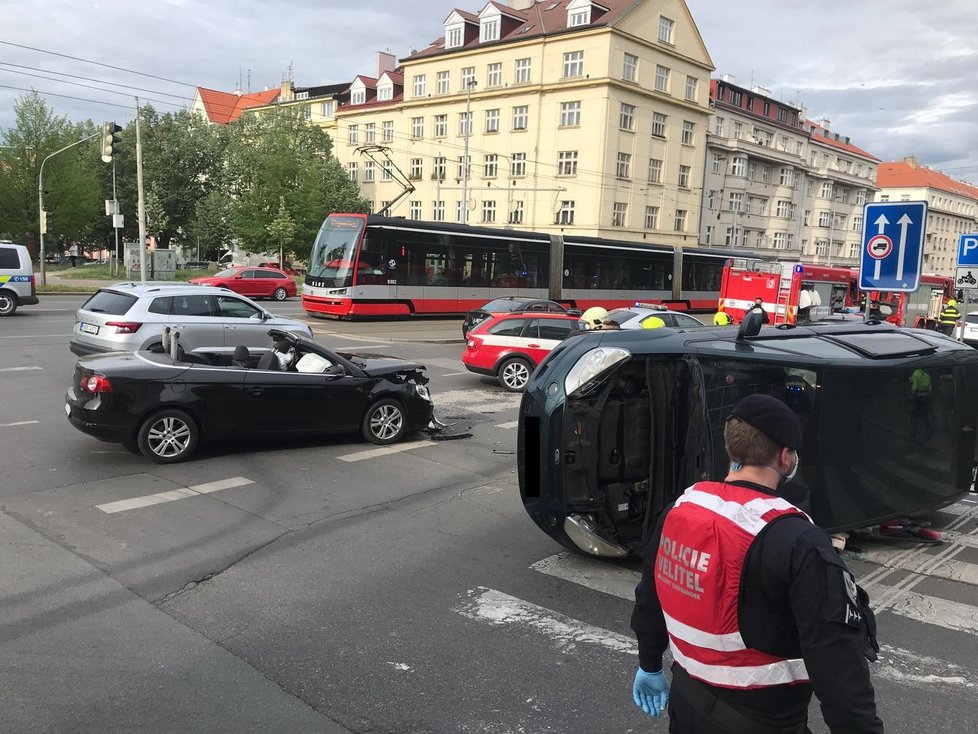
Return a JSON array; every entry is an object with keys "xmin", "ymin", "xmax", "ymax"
[{"xmin": 79, "ymin": 322, "xmax": 99, "ymax": 335}]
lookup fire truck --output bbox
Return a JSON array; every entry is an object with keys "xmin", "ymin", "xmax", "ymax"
[{"xmin": 719, "ymin": 259, "xmax": 953, "ymax": 328}]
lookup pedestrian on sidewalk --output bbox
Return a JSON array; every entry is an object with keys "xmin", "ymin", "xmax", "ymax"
[{"xmin": 69, "ymin": 241, "xmax": 79, "ymax": 268}]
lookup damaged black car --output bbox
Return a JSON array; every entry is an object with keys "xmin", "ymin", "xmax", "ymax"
[{"xmin": 519, "ymin": 320, "xmax": 978, "ymax": 557}]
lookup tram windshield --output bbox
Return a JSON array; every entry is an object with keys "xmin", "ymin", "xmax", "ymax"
[{"xmin": 306, "ymin": 216, "xmax": 366, "ymax": 286}]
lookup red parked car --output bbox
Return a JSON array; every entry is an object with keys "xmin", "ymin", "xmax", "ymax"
[
  {"xmin": 462, "ymin": 312, "xmax": 582, "ymax": 391},
  {"xmin": 189, "ymin": 267, "xmax": 297, "ymax": 301}
]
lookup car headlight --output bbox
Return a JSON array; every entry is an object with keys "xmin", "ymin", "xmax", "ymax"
[
  {"xmin": 414, "ymin": 384, "xmax": 431, "ymax": 401},
  {"xmin": 564, "ymin": 347, "xmax": 631, "ymax": 397}
]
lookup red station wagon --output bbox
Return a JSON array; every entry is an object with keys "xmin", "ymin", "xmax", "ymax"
[
  {"xmin": 190, "ymin": 267, "xmax": 297, "ymax": 301},
  {"xmin": 462, "ymin": 312, "xmax": 582, "ymax": 391}
]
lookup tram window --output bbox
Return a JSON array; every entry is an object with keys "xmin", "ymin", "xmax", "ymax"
[{"xmin": 682, "ymin": 259, "xmax": 722, "ymax": 291}]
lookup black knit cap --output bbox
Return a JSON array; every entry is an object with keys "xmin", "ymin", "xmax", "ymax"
[{"xmin": 729, "ymin": 394, "xmax": 802, "ymax": 450}]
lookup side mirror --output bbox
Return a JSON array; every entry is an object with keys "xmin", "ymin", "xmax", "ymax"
[
  {"xmin": 326, "ymin": 364, "xmax": 347, "ymax": 377},
  {"xmin": 233, "ymin": 274, "xmax": 243, "ymax": 280}
]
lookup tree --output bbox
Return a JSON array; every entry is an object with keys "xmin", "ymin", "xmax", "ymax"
[
  {"xmin": 266, "ymin": 196, "xmax": 296, "ymax": 268},
  {"xmin": 226, "ymin": 108, "xmax": 369, "ymax": 262},
  {"xmin": 187, "ymin": 188, "xmax": 234, "ymax": 262}
]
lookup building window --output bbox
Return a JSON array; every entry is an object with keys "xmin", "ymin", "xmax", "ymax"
[
  {"xmin": 482, "ymin": 200, "xmax": 497, "ymax": 223},
  {"xmin": 730, "ymin": 90, "xmax": 742, "ymax": 106},
  {"xmin": 364, "ymin": 122, "xmax": 376, "ymax": 143},
  {"xmin": 820, "ymin": 181, "xmax": 833, "ymax": 198},
  {"xmin": 511, "ymin": 153, "xmax": 526, "ymax": 177},
  {"xmin": 818, "ymin": 211, "xmax": 831, "ymax": 228},
  {"xmin": 487, "ymin": 62, "xmax": 502, "ymax": 87},
  {"xmin": 851, "ymin": 215, "xmax": 863, "ymax": 232},
  {"xmin": 446, "ymin": 26, "xmax": 463, "ymax": 49},
  {"xmin": 674, "ymin": 209, "xmax": 687, "ymax": 232},
  {"xmin": 436, "ymin": 71, "xmax": 450, "ymax": 94},
  {"xmin": 485, "ymin": 108, "xmax": 500, "ymax": 133},
  {"xmin": 481, "ymin": 18, "xmax": 499, "ymax": 42},
  {"xmin": 560, "ymin": 101, "xmax": 581, "ymax": 127},
  {"xmin": 457, "ymin": 156, "xmax": 471, "ymax": 180},
  {"xmin": 433, "ymin": 156, "xmax": 446, "ymax": 181},
  {"xmin": 659, "ymin": 16, "xmax": 674, "ymax": 43},
  {"xmin": 432, "ymin": 200, "xmax": 445, "ymax": 221},
  {"xmin": 382, "ymin": 121, "xmax": 393, "ymax": 142},
  {"xmin": 856, "ymin": 189, "xmax": 867, "ymax": 205},
  {"xmin": 563, "ymin": 50, "xmax": 584, "ymax": 78},
  {"xmin": 773, "ymin": 232, "xmax": 787, "ymax": 250},
  {"xmin": 461, "ymin": 66, "xmax": 476, "ymax": 89},
  {"xmin": 515, "ymin": 57, "xmax": 532, "ymax": 84},
  {"xmin": 509, "ymin": 201, "xmax": 524, "ymax": 225},
  {"xmin": 681, "ymin": 120, "xmax": 694, "ymax": 145},
  {"xmin": 410, "ymin": 117, "xmax": 423, "ymax": 139},
  {"xmin": 409, "ymin": 158, "xmax": 423, "ymax": 180},
  {"xmin": 616, "ymin": 152, "xmax": 632, "ymax": 179},
  {"xmin": 685, "ymin": 75, "xmax": 698, "ymax": 101},
  {"xmin": 434, "ymin": 114, "xmax": 447, "ymax": 138},
  {"xmin": 556, "ymin": 200, "xmax": 575, "ymax": 225},
  {"xmin": 648, "ymin": 158, "xmax": 663, "ymax": 183},
  {"xmin": 558, "ymin": 150, "xmax": 578, "ymax": 176},
  {"xmin": 623, "ymin": 53, "xmax": 638, "ymax": 82},
  {"xmin": 351, "ymin": 89, "xmax": 366, "ymax": 105},
  {"xmin": 678, "ymin": 164, "xmax": 691, "ymax": 188},
  {"xmin": 849, "ymin": 242, "xmax": 860, "ymax": 259},
  {"xmin": 377, "ymin": 85, "xmax": 392, "ymax": 102},
  {"xmin": 409, "ymin": 201, "xmax": 422, "ymax": 220},
  {"xmin": 363, "ymin": 161, "xmax": 375, "ymax": 182},
  {"xmin": 705, "ymin": 225, "xmax": 714, "ymax": 244},
  {"xmin": 651, "ymin": 112, "xmax": 667, "ymax": 138},
  {"xmin": 759, "ymin": 164, "xmax": 770, "ymax": 184},
  {"xmin": 644, "ymin": 206, "xmax": 659, "ymax": 229},
  {"xmin": 459, "ymin": 111, "xmax": 472, "ymax": 136},
  {"xmin": 484, "ymin": 154, "xmax": 498, "ymax": 178},
  {"xmin": 714, "ymin": 116, "xmax": 725, "ymax": 136},
  {"xmin": 707, "ymin": 190, "xmax": 718, "ymax": 210},
  {"xmin": 619, "ymin": 103, "xmax": 635, "ymax": 130},
  {"xmin": 803, "ymin": 210, "xmax": 811, "ymax": 226},
  {"xmin": 780, "ymin": 167, "xmax": 794, "ymax": 186},
  {"xmin": 569, "ymin": 9, "xmax": 590, "ymax": 27},
  {"xmin": 815, "ymin": 240, "xmax": 827, "ymax": 257},
  {"xmin": 382, "ymin": 161, "xmax": 392, "ymax": 181},
  {"xmin": 776, "ymin": 200, "xmax": 792, "ymax": 218},
  {"xmin": 413, "ymin": 75, "xmax": 426, "ymax": 97},
  {"xmin": 321, "ymin": 101, "xmax": 335, "ymax": 118},
  {"xmin": 655, "ymin": 65, "xmax": 670, "ymax": 93},
  {"xmin": 730, "ymin": 156, "xmax": 746, "ymax": 177},
  {"xmin": 728, "ymin": 192, "xmax": 744, "ymax": 211},
  {"xmin": 513, "ymin": 105, "xmax": 528, "ymax": 130},
  {"xmin": 612, "ymin": 202, "xmax": 628, "ymax": 227},
  {"xmin": 711, "ymin": 154, "xmax": 723, "ymax": 175},
  {"xmin": 347, "ymin": 162, "xmax": 358, "ymax": 182},
  {"xmin": 456, "ymin": 200, "xmax": 465, "ymax": 223},
  {"xmin": 348, "ymin": 124, "xmax": 358, "ymax": 145}
]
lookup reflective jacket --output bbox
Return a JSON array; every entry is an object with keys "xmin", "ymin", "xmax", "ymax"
[
  {"xmin": 654, "ymin": 481, "xmax": 812, "ymax": 689},
  {"xmin": 939, "ymin": 304, "xmax": 961, "ymax": 325}
]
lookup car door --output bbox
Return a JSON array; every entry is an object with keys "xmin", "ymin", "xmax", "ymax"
[
  {"xmin": 169, "ymin": 293, "xmax": 225, "ymax": 353},
  {"xmin": 533, "ymin": 318, "xmax": 575, "ymax": 360},
  {"xmin": 250, "ymin": 270, "xmax": 275, "ymax": 298},
  {"xmin": 213, "ymin": 294, "xmax": 272, "ymax": 352},
  {"xmin": 234, "ymin": 269, "xmax": 261, "ymax": 297}
]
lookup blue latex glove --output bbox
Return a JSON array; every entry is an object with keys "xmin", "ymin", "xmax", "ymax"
[{"xmin": 632, "ymin": 667, "xmax": 670, "ymax": 717}]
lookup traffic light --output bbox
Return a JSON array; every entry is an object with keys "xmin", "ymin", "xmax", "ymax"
[{"xmin": 100, "ymin": 121, "xmax": 123, "ymax": 163}]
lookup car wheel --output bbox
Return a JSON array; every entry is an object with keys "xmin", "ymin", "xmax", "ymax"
[
  {"xmin": 272, "ymin": 287, "xmax": 288, "ymax": 301},
  {"xmin": 0, "ymin": 291, "xmax": 17, "ymax": 316},
  {"xmin": 498, "ymin": 357, "xmax": 532, "ymax": 392},
  {"xmin": 362, "ymin": 399, "xmax": 407, "ymax": 445},
  {"xmin": 137, "ymin": 409, "xmax": 200, "ymax": 464}
]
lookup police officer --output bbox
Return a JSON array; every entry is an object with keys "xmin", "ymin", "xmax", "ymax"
[
  {"xmin": 630, "ymin": 394, "xmax": 883, "ymax": 733},
  {"xmin": 938, "ymin": 299, "xmax": 961, "ymax": 336}
]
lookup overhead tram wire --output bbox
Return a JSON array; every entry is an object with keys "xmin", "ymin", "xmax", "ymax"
[
  {"xmin": 0, "ymin": 68, "xmax": 187, "ymax": 110},
  {"xmin": 0, "ymin": 61, "xmax": 191, "ymax": 101},
  {"xmin": 0, "ymin": 83, "xmax": 134, "ymax": 111}
]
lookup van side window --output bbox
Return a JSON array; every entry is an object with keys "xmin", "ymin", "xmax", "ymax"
[
  {"xmin": 147, "ymin": 297, "xmax": 173, "ymax": 315},
  {"xmin": 0, "ymin": 248, "xmax": 20, "ymax": 268}
]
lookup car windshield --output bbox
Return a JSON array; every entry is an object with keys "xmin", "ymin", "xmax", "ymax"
[
  {"xmin": 82, "ymin": 290, "xmax": 138, "ymax": 315},
  {"xmin": 215, "ymin": 268, "xmax": 239, "ymax": 278},
  {"xmin": 482, "ymin": 298, "xmax": 532, "ymax": 313},
  {"xmin": 306, "ymin": 216, "xmax": 366, "ymax": 286}
]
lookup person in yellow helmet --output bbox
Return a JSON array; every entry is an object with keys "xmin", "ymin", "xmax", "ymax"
[
  {"xmin": 640, "ymin": 315, "xmax": 666, "ymax": 329},
  {"xmin": 713, "ymin": 308, "xmax": 734, "ymax": 326},
  {"xmin": 580, "ymin": 306, "xmax": 609, "ymax": 329},
  {"xmin": 938, "ymin": 299, "xmax": 961, "ymax": 336}
]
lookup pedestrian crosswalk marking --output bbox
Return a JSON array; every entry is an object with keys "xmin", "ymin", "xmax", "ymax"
[
  {"xmin": 96, "ymin": 476, "xmax": 254, "ymax": 514},
  {"xmin": 337, "ymin": 440, "xmax": 435, "ymax": 463}
]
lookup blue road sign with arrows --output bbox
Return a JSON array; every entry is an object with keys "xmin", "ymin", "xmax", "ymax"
[{"xmin": 859, "ymin": 200, "xmax": 928, "ymax": 292}]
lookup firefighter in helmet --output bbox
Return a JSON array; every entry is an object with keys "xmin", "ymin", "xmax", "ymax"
[
  {"xmin": 579, "ymin": 306, "xmax": 609, "ymax": 330},
  {"xmin": 713, "ymin": 307, "xmax": 734, "ymax": 326},
  {"xmin": 938, "ymin": 299, "xmax": 961, "ymax": 336}
]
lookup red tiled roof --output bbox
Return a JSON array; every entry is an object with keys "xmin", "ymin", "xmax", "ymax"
[
  {"xmin": 413, "ymin": 0, "xmax": 637, "ymax": 61},
  {"xmin": 805, "ymin": 120, "xmax": 879, "ymax": 162},
  {"xmin": 877, "ymin": 160, "xmax": 978, "ymax": 200},
  {"xmin": 196, "ymin": 87, "xmax": 280, "ymax": 125},
  {"xmin": 485, "ymin": 1, "xmax": 528, "ymax": 20}
]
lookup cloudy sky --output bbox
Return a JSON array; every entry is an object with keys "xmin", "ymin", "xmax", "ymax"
[{"xmin": 1, "ymin": 0, "xmax": 976, "ymax": 181}]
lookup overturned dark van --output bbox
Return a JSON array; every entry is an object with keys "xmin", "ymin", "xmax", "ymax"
[{"xmin": 518, "ymin": 321, "xmax": 978, "ymax": 557}]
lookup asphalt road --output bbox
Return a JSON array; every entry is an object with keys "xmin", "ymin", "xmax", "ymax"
[{"xmin": 1, "ymin": 295, "xmax": 977, "ymax": 733}]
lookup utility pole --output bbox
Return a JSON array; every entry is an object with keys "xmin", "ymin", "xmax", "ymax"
[
  {"xmin": 37, "ymin": 132, "xmax": 99, "ymax": 285},
  {"xmin": 135, "ymin": 98, "xmax": 148, "ymax": 283},
  {"xmin": 112, "ymin": 160, "xmax": 120, "ymax": 276},
  {"xmin": 461, "ymin": 80, "xmax": 476, "ymax": 225}
]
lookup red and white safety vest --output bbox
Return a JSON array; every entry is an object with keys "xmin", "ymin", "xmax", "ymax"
[{"xmin": 654, "ymin": 481, "xmax": 812, "ymax": 689}]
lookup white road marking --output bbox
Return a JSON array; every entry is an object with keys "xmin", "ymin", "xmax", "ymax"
[
  {"xmin": 0, "ymin": 366, "xmax": 43, "ymax": 372},
  {"xmin": 454, "ymin": 587, "xmax": 636, "ymax": 656},
  {"xmin": 424, "ymin": 357, "xmax": 468, "ymax": 370},
  {"xmin": 441, "ymin": 371, "xmax": 470, "ymax": 377},
  {"xmin": 531, "ymin": 551, "xmax": 978, "ymax": 691},
  {"xmin": 310, "ymin": 329, "xmax": 400, "ymax": 344},
  {"xmin": 96, "ymin": 476, "xmax": 254, "ymax": 514},
  {"xmin": 0, "ymin": 334, "xmax": 72, "ymax": 339},
  {"xmin": 494, "ymin": 421, "xmax": 519, "ymax": 430},
  {"xmin": 0, "ymin": 420, "xmax": 39, "ymax": 428},
  {"xmin": 337, "ymin": 440, "xmax": 434, "ymax": 463}
]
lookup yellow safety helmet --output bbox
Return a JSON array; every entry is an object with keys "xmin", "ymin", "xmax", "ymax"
[
  {"xmin": 640, "ymin": 316, "xmax": 666, "ymax": 329},
  {"xmin": 580, "ymin": 306, "xmax": 609, "ymax": 329},
  {"xmin": 948, "ymin": 299, "xmax": 958, "ymax": 307}
]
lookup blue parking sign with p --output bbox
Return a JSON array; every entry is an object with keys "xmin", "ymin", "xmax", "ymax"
[{"xmin": 958, "ymin": 234, "xmax": 978, "ymax": 266}]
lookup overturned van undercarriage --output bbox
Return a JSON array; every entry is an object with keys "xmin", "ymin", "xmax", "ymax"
[{"xmin": 519, "ymin": 323, "xmax": 978, "ymax": 557}]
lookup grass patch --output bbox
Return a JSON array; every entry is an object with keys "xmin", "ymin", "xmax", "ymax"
[
  {"xmin": 36, "ymin": 283, "xmax": 99, "ymax": 293},
  {"xmin": 52, "ymin": 265, "xmax": 213, "ymax": 281}
]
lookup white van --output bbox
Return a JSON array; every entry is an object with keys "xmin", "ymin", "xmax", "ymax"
[{"xmin": 0, "ymin": 242, "xmax": 39, "ymax": 316}]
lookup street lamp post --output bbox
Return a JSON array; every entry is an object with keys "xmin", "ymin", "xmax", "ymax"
[
  {"xmin": 37, "ymin": 131, "xmax": 99, "ymax": 285},
  {"xmin": 461, "ymin": 80, "xmax": 476, "ymax": 225}
]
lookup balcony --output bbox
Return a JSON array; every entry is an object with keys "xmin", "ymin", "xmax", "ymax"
[{"xmin": 709, "ymin": 133, "xmax": 803, "ymax": 166}]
